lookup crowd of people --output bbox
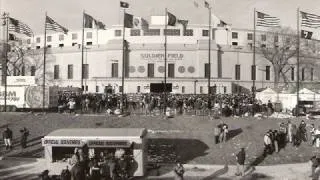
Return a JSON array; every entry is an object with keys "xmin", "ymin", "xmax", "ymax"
[{"xmin": 57, "ymin": 92, "xmax": 276, "ymax": 118}]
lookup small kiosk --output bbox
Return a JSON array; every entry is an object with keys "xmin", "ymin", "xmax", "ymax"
[{"xmin": 42, "ymin": 128, "xmax": 148, "ymax": 176}]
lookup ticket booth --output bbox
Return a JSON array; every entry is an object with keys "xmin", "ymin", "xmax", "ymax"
[{"xmin": 42, "ymin": 128, "xmax": 147, "ymax": 176}]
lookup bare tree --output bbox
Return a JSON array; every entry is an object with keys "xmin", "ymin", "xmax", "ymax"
[{"xmin": 257, "ymin": 27, "xmax": 298, "ymax": 89}]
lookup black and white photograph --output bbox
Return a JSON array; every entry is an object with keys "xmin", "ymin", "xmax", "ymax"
[{"xmin": 1, "ymin": 0, "xmax": 320, "ymax": 179}]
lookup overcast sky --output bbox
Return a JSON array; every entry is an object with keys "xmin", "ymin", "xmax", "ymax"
[{"xmin": 2, "ymin": 0, "xmax": 320, "ymax": 34}]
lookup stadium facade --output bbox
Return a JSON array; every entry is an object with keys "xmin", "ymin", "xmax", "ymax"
[{"xmin": 5, "ymin": 15, "xmax": 320, "ymax": 94}]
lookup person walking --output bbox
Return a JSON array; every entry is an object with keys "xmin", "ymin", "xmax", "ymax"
[
  {"xmin": 20, "ymin": 127, "xmax": 29, "ymax": 149},
  {"xmin": 70, "ymin": 161, "xmax": 86, "ymax": 180},
  {"xmin": 173, "ymin": 162, "xmax": 185, "ymax": 180},
  {"xmin": 3, "ymin": 126, "xmax": 13, "ymax": 150},
  {"xmin": 235, "ymin": 147, "xmax": 246, "ymax": 176},
  {"xmin": 310, "ymin": 154, "xmax": 320, "ymax": 179}
]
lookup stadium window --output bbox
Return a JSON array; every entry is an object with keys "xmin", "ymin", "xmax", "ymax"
[
  {"xmin": 54, "ymin": 65, "xmax": 59, "ymax": 79},
  {"xmin": 311, "ymin": 68, "xmax": 314, "ymax": 81},
  {"xmin": 59, "ymin": 34, "xmax": 64, "ymax": 41},
  {"xmin": 83, "ymin": 64, "xmax": 89, "ymax": 79},
  {"xmin": 115, "ymin": 30, "xmax": 122, "ymax": 36},
  {"xmin": 47, "ymin": 45, "xmax": 52, "ymax": 48},
  {"xmin": 182, "ymin": 86, "xmax": 185, "ymax": 93},
  {"xmin": 235, "ymin": 64, "xmax": 240, "ymax": 80},
  {"xmin": 47, "ymin": 36, "xmax": 52, "ymax": 42},
  {"xmin": 248, "ymin": 43, "xmax": 253, "ymax": 49},
  {"xmin": 36, "ymin": 37, "xmax": 41, "ymax": 43},
  {"xmin": 232, "ymin": 32, "xmax": 238, "ymax": 39},
  {"xmin": 137, "ymin": 86, "xmax": 141, "ymax": 93},
  {"xmin": 96, "ymin": 86, "xmax": 99, "ymax": 93},
  {"xmin": 68, "ymin": 64, "xmax": 73, "ymax": 79},
  {"xmin": 224, "ymin": 87, "xmax": 227, "ymax": 94},
  {"xmin": 59, "ymin": 44, "xmax": 64, "ymax": 47},
  {"xmin": 184, "ymin": 29, "xmax": 193, "ymax": 36},
  {"xmin": 168, "ymin": 64, "xmax": 175, "ymax": 78},
  {"xmin": 31, "ymin": 66, "xmax": 36, "ymax": 76},
  {"xmin": 247, "ymin": 33, "xmax": 253, "ymax": 40},
  {"xmin": 119, "ymin": 86, "xmax": 123, "ymax": 93},
  {"xmin": 143, "ymin": 29, "xmax": 160, "ymax": 36},
  {"xmin": 202, "ymin": 30, "xmax": 209, "ymax": 37},
  {"xmin": 72, "ymin": 33, "xmax": 78, "ymax": 40},
  {"xmin": 261, "ymin": 44, "xmax": 266, "ymax": 48},
  {"xmin": 86, "ymin": 32, "xmax": 92, "ymax": 39},
  {"xmin": 85, "ymin": 85, "xmax": 88, "ymax": 91},
  {"xmin": 36, "ymin": 46, "xmax": 40, "ymax": 49},
  {"xmin": 204, "ymin": 63, "xmax": 209, "ymax": 78},
  {"xmin": 21, "ymin": 66, "xmax": 25, "ymax": 76},
  {"xmin": 274, "ymin": 35, "xmax": 279, "ymax": 42},
  {"xmin": 164, "ymin": 29, "xmax": 180, "ymax": 36},
  {"xmin": 111, "ymin": 63, "xmax": 118, "ymax": 77},
  {"xmin": 261, "ymin": 34, "xmax": 266, "ymax": 41},
  {"xmin": 212, "ymin": 29, "xmax": 215, "ymax": 40},
  {"xmin": 232, "ymin": 42, "xmax": 238, "ymax": 46},
  {"xmin": 86, "ymin": 42, "xmax": 92, "ymax": 46},
  {"xmin": 266, "ymin": 66, "xmax": 270, "ymax": 80},
  {"xmin": 147, "ymin": 63, "xmax": 154, "ymax": 78},
  {"xmin": 291, "ymin": 67, "xmax": 295, "ymax": 81},
  {"xmin": 27, "ymin": 39, "xmax": 31, "ymax": 44},
  {"xmin": 251, "ymin": 65, "xmax": 256, "ymax": 81},
  {"xmin": 200, "ymin": 86, "xmax": 203, "ymax": 94},
  {"xmin": 72, "ymin": 42, "xmax": 77, "ymax": 46},
  {"xmin": 130, "ymin": 29, "xmax": 141, "ymax": 36},
  {"xmin": 302, "ymin": 68, "xmax": 305, "ymax": 81}
]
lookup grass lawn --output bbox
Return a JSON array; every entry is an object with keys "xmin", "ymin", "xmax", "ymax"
[{"xmin": 0, "ymin": 112, "xmax": 316, "ymax": 166}]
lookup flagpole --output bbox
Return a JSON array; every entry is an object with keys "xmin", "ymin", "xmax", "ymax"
[
  {"xmin": 296, "ymin": 8, "xmax": 300, "ymax": 117},
  {"xmin": 42, "ymin": 12, "xmax": 47, "ymax": 112},
  {"xmin": 253, "ymin": 8, "xmax": 256, "ymax": 101},
  {"xmin": 164, "ymin": 8, "xmax": 168, "ymax": 116},
  {"xmin": 81, "ymin": 10, "xmax": 85, "ymax": 93},
  {"xmin": 4, "ymin": 12, "xmax": 9, "ymax": 112},
  {"xmin": 121, "ymin": 8, "xmax": 126, "ymax": 114}
]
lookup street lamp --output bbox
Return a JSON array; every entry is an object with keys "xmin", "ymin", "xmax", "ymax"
[{"xmin": 205, "ymin": 2, "xmax": 212, "ymax": 109}]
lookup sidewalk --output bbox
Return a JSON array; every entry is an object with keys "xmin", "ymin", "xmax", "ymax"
[{"xmin": 0, "ymin": 157, "xmax": 314, "ymax": 180}]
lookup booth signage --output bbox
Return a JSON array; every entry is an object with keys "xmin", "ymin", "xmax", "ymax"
[
  {"xmin": 88, "ymin": 140, "xmax": 131, "ymax": 147},
  {"xmin": 140, "ymin": 53, "xmax": 184, "ymax": 61},
  {"xmin": 42, "ymin": 139, "xmax": 82, "ymax": 146},
  {"xmin": 7, "ymin": 76, "xmax": 36, "ymax": 86}
]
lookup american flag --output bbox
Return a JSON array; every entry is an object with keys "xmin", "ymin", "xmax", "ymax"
[
  {"xmin": 8, "ymin": 17, "xmax": 33, "ymax": 37},
  {"xmin": 300, "ymin": 11, "xmax": 320, "ymax": 28},
  {"xmin": 46, "ymin": 16, "xmax": 68, "ymax": 34},
  {"xmin": 256, "ymin": 11, "xmax": 280, "ymax": 27}
]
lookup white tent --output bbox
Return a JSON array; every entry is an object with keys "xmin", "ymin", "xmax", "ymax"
[
  {"xmin": 298, "ymin": 88, "xmax": 318, "ymax": 101},
  {"xmin": 256, "ymin": 88, "xmax": 278, "ymax": 104}
]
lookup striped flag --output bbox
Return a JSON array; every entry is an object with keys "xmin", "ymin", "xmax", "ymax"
[
  {"xmin": 256, "ymin": 11, "xmax": 280, "ymax": 27},
  {"xmin": 300, "ymin": 11, "xmax": 320, "ymax": 28},
  {"xmin": 8, "ymin": 17, "xmax": 33, "ymax": 37},
  {"xmin": 84, "ymin": 13, "xmax": 105, "ymax": 29},
  {"xmin": 46, "ymin": 16, "xmax": 68, "ymax": 34}
]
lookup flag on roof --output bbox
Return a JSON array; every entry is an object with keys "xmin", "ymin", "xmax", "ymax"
[
  {"xmin": 124, "ymin": 13, "xmax": 133, "ymax": 28},
  {"xmin": 300, "ymin": 11, "xmax": 320, "ymax": 28},
  {"xmin": 46, "ymin": 16, "xmax": 68, "ymax": 34},
  {"xmin": 84, "ymin": 13, "xmax": 106, "ymax": 29},
  {"xmin": 204, "ymin": 1, "xmax": 210, "ymax": 8},
  {"xmin": 256, "ymin": 11, "xmax": 280, "ymax": 27},
  {"xmin": 8, "ymin": 17, "xmax": 33, "ymax": 37},
  {"xmin": 120, "ymin": 1, "xmax": 129, "ymax": 8},
  {"xmin": 132, "ymin": 16, "xmax": 149, "ymax": 30},
  {"xmin": 167, "ymin": 12, "xmax": 176, "ymax": 26}
]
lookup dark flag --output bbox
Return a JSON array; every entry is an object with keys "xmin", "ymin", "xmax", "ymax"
[
  {"xmin": 9, "ymin": 33, "xmax": 16, "ymax": 41},
  {"xmin": 124, "ymin": 13, "xmax": 133, "ymax": 28},
  {"xmin": 204, "ymin": 1, "xmax": 210, "ymax": 8},
  {"xmin": 120, "ymin": 1, "xmax": 129, "ymax": 8},
  {"xmin": 46, "ymin": 16, "xmax": 68, "ymax": 34},
  {"xmin": 8, "ymin": 17, "xmax": 33, "ymax": 37},
  {"xmin": 218, "ymin": 20, "xmax": 227, "ymax": 27},
  {"xmin": 301, "ymin": 30, "xmax": 313, "ymax": 39},
  {"xmin": 256, "ymin": 11, "xmax": 280, "ymax": 27},
  {"xmin": 177, "ymin": 19, "xmax": 188, "ymax": 33},
  {"xmin": 167, "ymin": 12, "xmax": 176, "ymax": 26},
  {"xmin": 84, "ymin": 13, "xmax": 106, "ymax": 29},
  {"xmin": 300, "ymin": 11, "xmax": 320, "ymax": 28}
]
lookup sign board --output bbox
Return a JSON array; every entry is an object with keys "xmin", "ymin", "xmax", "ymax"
[
  {"xmin": 42, "ymin": 138, "xmax": 131, "ymax": 148},
  {"xmin": 7, "ymin": 76, "xmax": 36, "ymax": 86},
  {"xmin": 140, "ymin": 53, "xmax": 184, "ymax": 61},
  {"xmin": 0, "ymin": 86, "xmax": 26, "ymax": 108}
]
